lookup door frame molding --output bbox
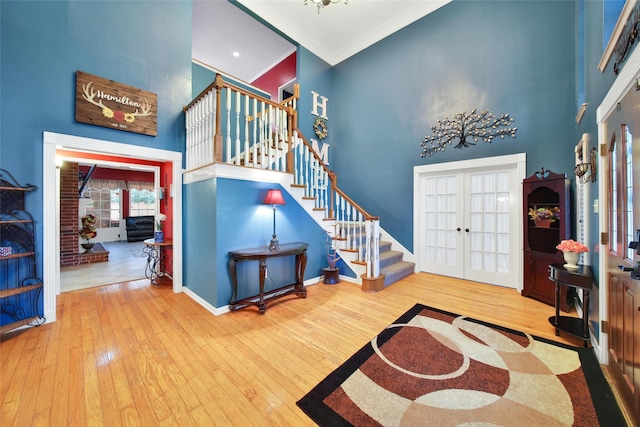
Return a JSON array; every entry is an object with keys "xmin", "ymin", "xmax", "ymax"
[
  {"xmin": 595, "ymin": 42, "xmax": 640, "ymax": 363},
  {"xmin": 413, "ymin": 153, "xmax": 526, "ymax": 289},
  {"xmin": 42, "ymin": 131, "xmax": 183, "ymax": 324}
]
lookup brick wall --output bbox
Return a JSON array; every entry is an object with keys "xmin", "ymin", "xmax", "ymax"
[{"xmin": 60, "ymin": 162, "xmax": 108, "ymax": 266}]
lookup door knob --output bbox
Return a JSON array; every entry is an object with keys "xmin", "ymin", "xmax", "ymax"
[
  {"xmin": 465, "ymin": 228, "xmax": 470, "ymax": 232},
  {"xmin": 457, "ymin": 227, "xmax": 461, "ymax": 231}
]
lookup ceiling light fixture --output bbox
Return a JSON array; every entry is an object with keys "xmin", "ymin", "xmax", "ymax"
[{"xmin": 305, "ymin": 0, "xmax": 348, "ymax": 14}]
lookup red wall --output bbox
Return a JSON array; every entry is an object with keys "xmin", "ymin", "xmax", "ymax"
[
  {"xmin": 251, "ymin": 51, "xmax": 296, "ymax": 100},
  {"xmin": 58, "ymin": 149, "xmax": 172, "ymax": 238}
]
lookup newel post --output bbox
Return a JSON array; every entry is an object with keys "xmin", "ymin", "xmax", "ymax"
[
  {"xmin": 213, "ymin": 74, "xmax": 224, "ymax": 163},
  {"xmin": 286, "ymin": 109, "xmax": 295, "ymax": 173}
]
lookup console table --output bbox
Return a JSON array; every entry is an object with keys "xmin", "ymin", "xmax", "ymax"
[
  {"xmin": 143, "ymin": 238, "xmax": 173, "ymax": 285},
  {"xmin": 547, "ymin": 263, "xmax": 593, "ymax": 347},
  {"xmin": 228, "ymin": 242, "xmax": 308, "ymax": 314}
]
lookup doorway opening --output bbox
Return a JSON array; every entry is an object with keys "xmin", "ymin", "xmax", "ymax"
[
  {"xmin": 56, "ymin": 156, "xmax": 160, "ymax": 292},
  {"xmin": 42, "ymin": 132, "xmax": 183, "ymax": 323}
]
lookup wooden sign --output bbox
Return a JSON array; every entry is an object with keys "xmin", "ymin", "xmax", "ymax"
[{"xmin": 75, "ymin": 71, "xmax": 157, "ymax": 136}]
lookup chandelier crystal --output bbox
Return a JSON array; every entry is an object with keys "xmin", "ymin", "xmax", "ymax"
[{"xmin": 305, "ymin": 0, "xmax": 348, "ymax": 14}]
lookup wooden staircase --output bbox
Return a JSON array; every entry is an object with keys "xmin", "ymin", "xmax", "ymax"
[{"xmin": 184, "ymin": 74, "xmax": 415, "ymax": 289}]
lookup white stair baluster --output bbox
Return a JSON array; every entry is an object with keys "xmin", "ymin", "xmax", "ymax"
[
  {"xmin": 252, "ymin": 98, "xmax": 258, "ymax": 167},
  {"xmin": 210, "ymin": 90, "xmax": 216, "ymax": 164},
  {"xmin": 358, "ymin": 212, "xmax": 364, "ymax": 261},
  {"xmin": 340, "ymin": 195, "xmax": 346, "ymax": 240},
  {"xmin": 235, "ymin": 91, "xmax": 241, "ymax": 165},
  {"xmin": 204, "ymin": 96, "xmax": 210, "ymax": 164},
  {"xmin": 275, "ymin": 108, "xmax": 281, "ymax": 171},
  {"xmin": 304, "ymin": 145, "xmax": 310, "ymax": 196},
  {"xmin": 372, "ymin": 220, "xmax": 380, "ymax": 277},
  {"xmin": 196, "ymin": 100, "xmax": 203, "ymax": 167},
  {"xmin": 185, "ymin": 106, "xmax": 192, "ymax": 168},
  {"xmin": 268, "ymin": 105, "xmax": 274, "ymax": 170},
  {"xmin": 296, "ymin": 135, "xmax": 304, "ymax": 186},
  {"xmin": 260, "ymin": 101, "xmax": 267, "ymax": 168},
  {"xmin": 225, "ymin": 89, "xmax": 231, "ymax": 164},
  {"xmin": 346, "ymin": 202, "xmax": 351, "ymax": 249},
  {"xmin": 205, "ymin": 92, "xmax": 212, "ymax": 165},
  {"xmin": 244, "ymin": 94, "xmax": 249, "ymax": 166},
  {"xmin": 365, "ymin": 221, "xmax": 372, "ymax": 277}
]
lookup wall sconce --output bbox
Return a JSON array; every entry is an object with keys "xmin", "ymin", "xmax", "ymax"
[
  {"xmin": 574, "ymin": 148, "xmax": 597, "ymax": 184},
  {"xmin": 264, "ymin": 189, "xmax": 285, "ymax": 250}
]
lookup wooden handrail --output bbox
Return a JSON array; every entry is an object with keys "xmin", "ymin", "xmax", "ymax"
[
  {"xmin": 293, "ymin": 126, "xmax": 377, "ymax": 222},
  {"xmin": 185, "ymin": 74, "xmax": 292, "ymax": 113},
  {"xmin": 334, "ymin": 186, "xmax": 379, "ymax": 222}
]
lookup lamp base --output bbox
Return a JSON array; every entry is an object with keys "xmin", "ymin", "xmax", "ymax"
[{"xmin": 269, "ymin": 235, "xmax": 280, "ymax": 251}]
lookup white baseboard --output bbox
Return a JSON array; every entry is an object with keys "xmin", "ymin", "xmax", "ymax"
[{"xmin": 182, "ymin": 276, "xmax": 360, "ymax": 315}]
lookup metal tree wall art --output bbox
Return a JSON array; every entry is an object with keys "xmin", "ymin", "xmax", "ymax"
[{"xmin": 419, "ymin": 109, "xmax": 517, "ymax": 157}]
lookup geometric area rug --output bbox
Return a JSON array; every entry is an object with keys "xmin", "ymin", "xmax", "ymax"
[{"xmin": 297, "ymin": 304, "xmax": 625, "ymax": 427}]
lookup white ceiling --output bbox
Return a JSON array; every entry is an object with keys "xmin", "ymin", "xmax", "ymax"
[{"xmin": 192, "ymin": 0, "xmax": 452, "ymax": 83}]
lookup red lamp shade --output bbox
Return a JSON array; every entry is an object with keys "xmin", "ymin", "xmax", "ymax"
[{"xmin": 264, "ymin": 189, "xmax": 285, "ymax": 205}]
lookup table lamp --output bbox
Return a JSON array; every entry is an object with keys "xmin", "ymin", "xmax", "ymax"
[{"xmin": 264, "ymin": 189, "xmax": 285, "ymax": 250}]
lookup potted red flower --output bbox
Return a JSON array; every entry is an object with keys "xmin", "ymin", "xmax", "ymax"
[{"xmin": 556, "ymin": 239, "xmax": 589, "ymax": 269}]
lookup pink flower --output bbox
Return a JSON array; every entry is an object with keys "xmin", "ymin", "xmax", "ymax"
[{"xmin": 556, "ymin": 239, "xmax": 589, "ymax": 253}]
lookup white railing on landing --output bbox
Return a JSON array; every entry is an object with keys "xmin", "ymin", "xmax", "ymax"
[
  {"xmin": 184, "ymin": 74, "xmax": 293, "ymax": 173},
  {"xmin": 184, "ymin": 74, "xmax": 381, "ymax": 284}
]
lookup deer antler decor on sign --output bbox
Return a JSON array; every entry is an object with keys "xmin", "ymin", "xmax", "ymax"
[
  {"xmin": 82, "ymin": 82, "xmax": 152, "ymax": 124},
  {"xmin": 419, "ymin": 109, "xmax": 517, "ymax": 157}
]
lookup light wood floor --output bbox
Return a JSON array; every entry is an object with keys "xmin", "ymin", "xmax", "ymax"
[{"xmin": 0, "ymin": 273, "xmax": 619, "ymax": 426}]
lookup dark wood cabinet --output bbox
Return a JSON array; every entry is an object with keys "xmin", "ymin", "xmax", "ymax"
[{"xmin": 522, "ymin": 169, "xmax": 572, "ymax": 311}]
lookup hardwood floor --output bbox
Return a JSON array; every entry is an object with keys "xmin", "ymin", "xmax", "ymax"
[{"xmin": 0, "ymin": 273, "xmax": 618, "ymax": 426}]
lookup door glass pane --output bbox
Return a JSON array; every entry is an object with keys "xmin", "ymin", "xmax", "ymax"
[
  {"xmin": 496, "ymin": 192, "xmax": 510, "ymax": 212},
  {"xmin": 496, "ymin": 213, "xmax": 510, "ymax": 233},
  {"xmin": 623, "ymin": 125, "xmax": 634, "ymax": 260},
  {"xmin": 496, "ymin": 253, "xmax": 509, "ymax": 273},
  {"xmin": 610, "ymin": 133, "xmax": 618, "ymax": 254},
  {"xmin": 483, "ymin": 252, "xmax": 496, "ymax": 272}
]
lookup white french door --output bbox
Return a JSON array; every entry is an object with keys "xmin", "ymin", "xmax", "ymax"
[{"xmin": 413, "ymin": 154, "xmax": 526, "ymax": 289}]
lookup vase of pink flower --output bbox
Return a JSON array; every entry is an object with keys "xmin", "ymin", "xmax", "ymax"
[{"xmin": 556, "ymin": 239, "xmax": 589, "ymax": 269}]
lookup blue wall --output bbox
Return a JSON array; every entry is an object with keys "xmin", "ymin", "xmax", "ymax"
[
  {"xmin": 296, "ymin": 46, "xmax": 335, "ymax": 164},
  {"xmin": 1, "ymin": 1, "xmax": 192, "ymax": 276},
  {"xmin": 184, "ymin": 177, "xmax": 329, "ymax": 308},
  {"xmin": 325, "ymin": 0, "xmax": 577, "ymax": 252},
  {"xmin": 0, "ymin": 0, "xmax": 623, "ymax": 320}
]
